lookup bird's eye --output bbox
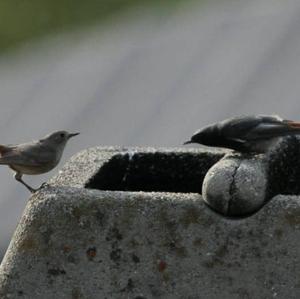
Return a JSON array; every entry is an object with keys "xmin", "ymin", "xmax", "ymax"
[{"xmin": 60, "ymin": 133, "xmax": 65, "ymax": 138}]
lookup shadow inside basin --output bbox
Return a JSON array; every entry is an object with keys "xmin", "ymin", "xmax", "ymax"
[{"xmin": 85, "ymin": 151, "xmax": 223, "ymax": 193}]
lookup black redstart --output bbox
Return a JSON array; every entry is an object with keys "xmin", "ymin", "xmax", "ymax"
[
  {"xmin": 0, "ymin": 131, "xmax": 79, "ymax": 192},
  {"xmin": 184, "ymin": 115, "xmax": 300, "ymax": 153}
]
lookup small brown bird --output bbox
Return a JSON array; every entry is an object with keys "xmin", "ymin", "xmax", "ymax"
[
  {"xmin": 184, "ymin": 115, "xmax": 300, "ymax": 153},
  {"xmin": 0, "ymin": 131, "xmax": 79, "ymax": 192}
]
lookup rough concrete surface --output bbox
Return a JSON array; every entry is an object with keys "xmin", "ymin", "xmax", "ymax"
[
  {"xmin": 0, "ymin": 147, "xmax": 299, "ymax": 299},
  {"xmin": 0, "ymin": 189, "xmax": 299, "ymax": 299}
]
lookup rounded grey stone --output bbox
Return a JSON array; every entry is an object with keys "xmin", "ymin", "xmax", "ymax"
[{"xmin": 202, "ymin": 155, "xmax": 268, "ymax": 216}]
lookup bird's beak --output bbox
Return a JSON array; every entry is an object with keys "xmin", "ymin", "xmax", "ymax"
[
  {"xmin": 183, "ymin": 140, "xmax": 193, "ymax": 145},
  {"xmin": 68, "ymin": 132, "xmax": 80, "ymax": 138}
]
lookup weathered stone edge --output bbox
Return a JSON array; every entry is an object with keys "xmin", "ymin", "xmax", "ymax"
[{"xmin": 49, "ymin": 146, "xmax": 227, "ymax": 188}]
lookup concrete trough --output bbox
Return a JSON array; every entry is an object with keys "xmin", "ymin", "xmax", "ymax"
[{"xmin": 0, "ymin": 146, "xmax": 299, "ymax": 298}]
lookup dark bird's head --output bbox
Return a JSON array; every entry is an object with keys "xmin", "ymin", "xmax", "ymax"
[{"xmin": 184, "ymin": 124, "xmax": 220, "ymax": 146}]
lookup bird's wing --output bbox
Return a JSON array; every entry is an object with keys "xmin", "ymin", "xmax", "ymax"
[
  {"xmin": 0, "ymin": 142, "xmax": 55, "ymax": 166},
  {"xmin": 221, "ymin": 115, "xmax": 291, "ymax": 142}
]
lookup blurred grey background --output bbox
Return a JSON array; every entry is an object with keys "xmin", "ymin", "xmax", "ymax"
[{"xmin": 1, "ymin": 0, "xmax": 300, "ymax": 259}]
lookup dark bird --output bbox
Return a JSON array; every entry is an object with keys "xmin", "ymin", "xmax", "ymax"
[{"xmin": 184, "ymin": 115, "xmax": 300, "ymax": 153}]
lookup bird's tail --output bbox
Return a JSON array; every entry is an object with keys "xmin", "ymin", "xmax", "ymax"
[
  {"xmin": 288, "ymin": 121, "xmax": 300, "ymax": 128},
  {"xmin": 286, "ymin": 120, "xmax": 300, "ymax": 129},
  {"xmin": 0, "ymin": 145, "xmax": 11, "ymax": 156}
]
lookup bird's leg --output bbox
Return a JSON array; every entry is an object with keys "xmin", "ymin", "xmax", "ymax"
[{"xmin": 14, "ymin": 172, "xmax": 37, "ymax": 193}]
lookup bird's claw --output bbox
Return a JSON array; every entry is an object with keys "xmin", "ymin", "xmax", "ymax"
[
  {"xmin": 28, "ymin": 182, "xmax": 47, "ymax": 193},
  {"xmin": 29, "ymin": 187, "xmax": 38, "ymax": 193},
  {"xmin": 38, "ymin": 182, "xmax": 48, "ymax": 190}
]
